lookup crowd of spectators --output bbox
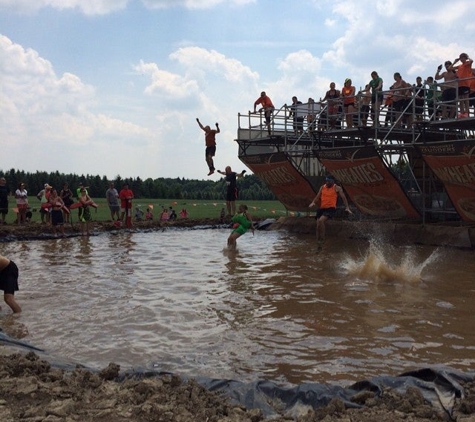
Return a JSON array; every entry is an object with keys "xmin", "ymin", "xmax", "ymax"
[{"xmin": 254, "ymin": 52, "xmax": 474, "ymax": 132}]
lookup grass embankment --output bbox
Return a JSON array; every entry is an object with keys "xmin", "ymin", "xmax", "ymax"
[{"xmin": 4, "ymin": 198, "xmax": 288, "ymax": 224}]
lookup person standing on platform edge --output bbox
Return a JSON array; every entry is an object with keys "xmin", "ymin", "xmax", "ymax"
[
  {"xmin": 196, "ymin": 118, "xmax": 220, "ymax": 176},
  {"xmin": 217, "ymin": 166, "xmax": 246, "ymax": 217},
  {"xmin": 0, "ymin": 254, "xmax": 22, "ymax": 313},
  {"xmin": 309, "ymin": 176, "xmax": 352, "ymax": 251},
  {"xmin": 253, "ymin": 91, "xmax": 275, "ymax": 135}
]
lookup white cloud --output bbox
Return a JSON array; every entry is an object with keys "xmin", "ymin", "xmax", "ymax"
[
  {"xmin": 0, "ymin": 35, "xmax": 159, "ymax": 177},
  {"xmin": 0, "ymin": 0, "xmax": 253, "ymax": 14}
]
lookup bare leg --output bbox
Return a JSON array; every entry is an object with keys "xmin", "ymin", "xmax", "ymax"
[
  {"xmin": 226, "ymin": 201, "xmax": 231, "ymax": 216},
  {"xmin": 316, "ymin": 215, "xmax": 329, "ymax": 249},
  {"xmin": 4, "ymin": 294, "xmax": 21, "ymax": 313},
  {"xmin": 227, "ymin": 232, "xmax": 241, "ymax": 250},
  {"xmin": 206, "ymin": 155, "xmax": 215, "ymax": 174},
  {"xmin": 230, "ymin": 201, "xmax": 236, "ymax": 216}
]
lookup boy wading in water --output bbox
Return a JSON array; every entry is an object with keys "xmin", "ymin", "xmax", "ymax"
[
  {"xmin": 309, "ymin": 176, "xmax": 352, "ymax": 251},
  {"xmin": 227, "ymin": 204, "xmax": 254, "ymax": 250},
  {"xmin": 0, "ymin": 255, "xmax": 22, "ymax": 313}
]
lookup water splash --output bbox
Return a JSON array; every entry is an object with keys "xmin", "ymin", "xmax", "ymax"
[{"xmin": 340, "ymin": 239, "xmax": 440, "ymax": 283}]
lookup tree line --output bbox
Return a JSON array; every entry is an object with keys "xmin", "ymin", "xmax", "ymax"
[{"xmin": 0, "ymin": 169, "xmax": 275, "ymax": 201}]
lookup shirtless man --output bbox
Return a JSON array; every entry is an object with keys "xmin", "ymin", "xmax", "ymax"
[{"xmin": 0, "ymin": 255, "xmax": 22, "ymax": 313}]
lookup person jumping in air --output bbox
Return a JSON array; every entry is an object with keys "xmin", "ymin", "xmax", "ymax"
[
  {"xmin": 196, "ymin": 118, "xmax": 220, "ymax": 176},
  {"xmin": 309, "ymin": 176, "xmax": 352, "ymax": 251},
  {"xmin": 0, "ymin": 255, "xmax": 22, "ymax": 313},
  {"xmin": 227, "ymin": 204, "xmax": 254, "ymax": 250}
]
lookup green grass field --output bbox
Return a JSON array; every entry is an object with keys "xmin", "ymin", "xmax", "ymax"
[{"xmin": 4, "ymin": 197, "xmax": 289, "ymax": 224}]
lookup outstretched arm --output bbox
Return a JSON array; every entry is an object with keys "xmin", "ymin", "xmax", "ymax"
[
  {"xmin": 196, "ymin": 118, "xmax": 205, "ymax": 131},
  {"xmin": 215, "ymin": 123, "xmax": 220, "ymax": 133},
  {"xmin": 309, "ymin": 187, "xmax": 323, "ymax": 207},
  {"xmin": 336, "ymin": 186, "xmax": 352, "ymax": 213}
]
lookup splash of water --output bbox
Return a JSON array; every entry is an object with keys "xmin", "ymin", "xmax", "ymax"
[{"xmin": 340, "ymin": 239, "xmax": 440, "ymax": 283}]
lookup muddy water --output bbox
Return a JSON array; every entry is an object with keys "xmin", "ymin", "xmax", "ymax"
[{"xmin": 1, "ymin": 229, "xmax": 474, "ymax": 387}]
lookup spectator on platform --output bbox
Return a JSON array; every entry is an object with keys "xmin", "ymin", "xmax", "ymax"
[
  {"xmin": 341, "ymin": 78, "xmax": 356, "ymax": 128},
  {"xmin": 289, "ymin": 96, "xmax": 304, "ymax": 134},
  {"xmin": 391, "ymin": 72, "xmax": 412, "ymax": 128},
  {"xmin": 449, "ymin": 52, "xmax": 473, "ymax": 118},
  {"xmin": 253, "ymin": 91, "xmax": 275, "ymax": 135},
  {"xmin": 321, "ymin": 82, "xmax": 340, "ymax": 130},
  {"xmin": 367, "ymin": 71, "xmax": 384, "ymax": 125},
  {"xmin": 413, "ymin": 76, "xmax": 425, "ymax": 121},
  {"xmin": 435, "ymin": 61, "xmax": 457, "ymax": 119},
  {"xmin": 425, "ymin": 76, "xmax": 441, "ymax": 120}
]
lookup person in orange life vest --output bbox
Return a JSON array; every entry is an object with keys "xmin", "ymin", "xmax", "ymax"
[
  {"xmin": 196, "ymin": 118, "xmax": 220, "ymax": 176},
  {"xmin": 253, "ymin": 91, "xmax": 274, "ymax": 135},
  {"xmin": 309, "ymin": 176, "xmax": 352, "ymax": 247}
]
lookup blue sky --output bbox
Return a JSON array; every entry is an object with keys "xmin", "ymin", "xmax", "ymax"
[{"xmin": 1, "ymin": 0, "xmax": 474, "ymax": 180}]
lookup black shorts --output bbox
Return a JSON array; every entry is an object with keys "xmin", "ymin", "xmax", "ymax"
[
  {"xmin": 0, "ymin": 261, "xmax": 19, "ymax": 295},
  {"xmin": 226, "ymin": 187, "xmax": 238, "ymax": 202},
  {"xmin": 458, "ymin": 86, "xmax": 470, "ymax": 96},
  {"xmin": 315, "ymin": 207, "xmax": 336, "ymax": 219},
  {"xmin": 51, "ymin": 209, "xmax": 64, "ymax": 226},
  {"xmin": 205, "ymin": 146, "xmax": 216, "ymax": 157},
  {"xmin": 442, "ymin": 88, "xmax": 456, "ymax": 102}
]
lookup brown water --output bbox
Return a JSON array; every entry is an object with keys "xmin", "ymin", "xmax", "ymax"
[{"xmin": 1, "ymin": 228, "xmax": 474, "ymax": 387}]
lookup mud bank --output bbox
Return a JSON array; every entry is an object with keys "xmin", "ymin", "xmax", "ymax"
[{"xmin": 269, "ymin": 217, "xmax": 475, "ymax": 249}]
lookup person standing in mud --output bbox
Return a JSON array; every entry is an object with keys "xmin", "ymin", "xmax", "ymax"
[
  {"xmin": 309, "ymin": 176, "xmax": 352, "ymax": 250},
  {"xmin": 196, "ymin": 118, "xmax": 220, "ymax": 176},
  {"xmin": 217, "ymin": 166, "xmax": 246, "ymax": 216},
  {"xmin": 0, "ymin": 254, "xmax": 22, "ymax": 313}
]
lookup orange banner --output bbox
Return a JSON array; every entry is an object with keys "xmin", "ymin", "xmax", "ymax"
[
  {"xmin": 240, "ymin": 152, "xmax": 317, "ymax": 211},
  {"xmin": 417, "ymin": 141, "xmax": 475, "ymax": 221},
  {"xmin": 317, "ymin": 146, "xmax": 420, "ymax": 219}
]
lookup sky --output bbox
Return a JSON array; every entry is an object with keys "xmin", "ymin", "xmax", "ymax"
[{"xmin": 1, "ymin": 0, "xmax": 474, "ymax": 181}]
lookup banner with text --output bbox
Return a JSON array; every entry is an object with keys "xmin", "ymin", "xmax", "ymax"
[
  {"xmin": 417, "ymin": 141, "xmax": 475, "ymax": 221},
  {"xmin": 240, "ymin": 152, "xmax": 317, "ymax": 211},
  {"xmin": 316, "ymin": 146, "xmax": 420, "ymax": 219}
]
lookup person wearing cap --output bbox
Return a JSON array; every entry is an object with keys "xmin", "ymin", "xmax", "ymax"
[
  {"xmin": 253, "ymin": 91, "xmax": 275, "ymax": 135},
  {"xmin": 76, "ymin": 182, "xmax": 89, "ymax": 199},
  {"xmin": 309, "ymin": 176, "xmax": 352, "ymax": 250}
]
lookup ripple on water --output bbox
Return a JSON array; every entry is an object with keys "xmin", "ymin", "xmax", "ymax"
[{"xmin": 1, "ymin": 230, "xmax": 475, "ymax": 385}]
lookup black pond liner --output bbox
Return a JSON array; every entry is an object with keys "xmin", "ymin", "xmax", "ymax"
[{"xmin": 1, "ymin": 329, "xmax": 473, "ymax": 419}]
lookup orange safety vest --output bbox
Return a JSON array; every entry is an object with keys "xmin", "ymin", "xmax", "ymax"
[{"xmin": 320, "ymin": 185, "xmax": 338, "ymax": 208}]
